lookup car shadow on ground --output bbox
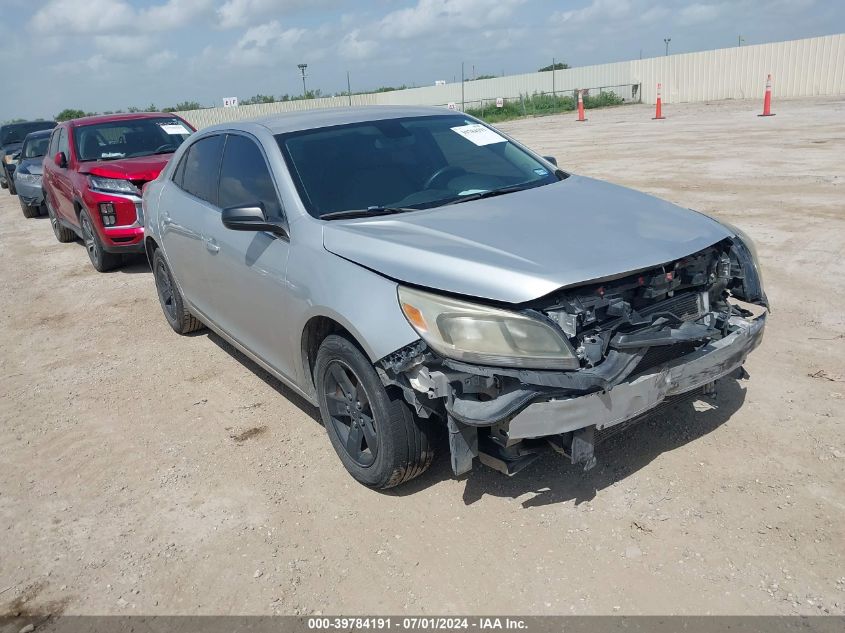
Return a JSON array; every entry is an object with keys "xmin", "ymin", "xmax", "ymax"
[
  {"xmin": 201, "ymin": 326, "xmax": 747, "ymax": 507},
  {"xmin": 206, "ymin": 331, "xmax": 321, "ymax": 423},
  {"xmin": 392, "ymin": 378, "xmax": 748, "ymax": 507}
]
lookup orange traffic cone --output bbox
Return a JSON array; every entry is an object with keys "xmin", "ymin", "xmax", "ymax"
[
  {"xmin": 653, "ymin": 83, "xmax": 666, "ymax": 119},
  {"xmin": 758, "ymin": 74, "xmax": 775, "ymax": 117},
  {"xmin": 576, "ymin": 89, "xmax": 587, "ymax": 122}
]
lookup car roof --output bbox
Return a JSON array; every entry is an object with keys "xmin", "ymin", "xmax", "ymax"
[
  {"xmin": 202, "ymin": 105, "xmax": 458, "ymax": 136},
  {"xmin": 0, "ymin": 120, "xmax": 56, "ymax": 133},
  {"xmin": 23, "ymin": 129, "xmax": 53, "ymax": 140},
  {"xmin": 67, "ymin": 112, "xmax": 186, "ymax": 127}
]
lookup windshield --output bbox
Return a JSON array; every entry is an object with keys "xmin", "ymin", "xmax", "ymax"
[
  {"xmin": 22, "ymin": 136, "xmax": 50, "ymax": 159},
  {"xmin": 1, "ymin": 121, "xmax": 55, "ymax": 146},
  {"xmin": 276, "ymin": 115, "xmax": 559, "ymax": 218},
  {"xmin": 74, "ymin": 117, "xmax": 193, "ymax": 162}
]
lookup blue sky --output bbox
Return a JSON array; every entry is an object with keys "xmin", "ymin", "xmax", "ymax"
[{"xmin": 1, "ymin": 0, "xmax": 843, "ymax": 121}]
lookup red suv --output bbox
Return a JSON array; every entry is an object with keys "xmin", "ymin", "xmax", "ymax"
[{"xmin": 42, "ymin": 113, "xmax": 195, "ymax": 271}]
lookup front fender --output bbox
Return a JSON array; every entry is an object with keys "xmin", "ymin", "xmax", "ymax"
[{"xmin": 286, "ymin": 220, "xmax": 420, "ymax": 387}]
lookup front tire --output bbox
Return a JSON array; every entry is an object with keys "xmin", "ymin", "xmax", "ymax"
[
  {"xmin": 19, "ymin": 197, "xmax": 41, "ymax": 218},
  {"xmin": 80, "ymin": 209, "xmax": 121, "ymax": 272},
  {"xmin": 4, "ymin": 166, "xmax": 16, "ymax": 194},
  {"xmin": 152, "ymin": 249, "xmax": 205, "ymax": 334},
  {"xmin": 314, "ymin": 335, "xmax": 434, "ymax": 489}
]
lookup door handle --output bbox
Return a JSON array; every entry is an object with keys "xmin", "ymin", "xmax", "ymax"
[{"xmin": 204, "ymin": 237, "xmax": 220, "ymax": 253}]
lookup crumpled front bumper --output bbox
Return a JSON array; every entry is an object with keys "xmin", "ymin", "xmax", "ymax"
[
  {"xmin": 506, "ymin": 311, "xmax": 766, "ymax": 440},
  {"xmin": 16, "ymin": 181, "xmax": 43, "ymax": 207}
]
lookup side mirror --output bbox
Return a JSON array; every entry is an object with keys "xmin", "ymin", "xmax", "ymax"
[
  {"xmin": 543, "ymin": 155, "xmax": 558, "ymax": 166},
  {"xmin": 221, "ymin": 204, "xmax": 287, "ymax": 238},
  {"xmin": 54, "ymin": 152, "xmax": 67, "ymax": 168}
]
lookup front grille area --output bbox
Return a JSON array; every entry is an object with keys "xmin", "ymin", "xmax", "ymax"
[
  {"xmin": 634, "ymin": 342, "xmax": 699, "ymax": 375},
  {"xmin": 638, "ymin": 291, "xmax": 705, "ymax": 322}
]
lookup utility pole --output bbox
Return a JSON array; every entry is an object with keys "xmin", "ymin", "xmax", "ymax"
[
  {"xmin": 297, "ymin": 63, "xmax": 308, "ymax": 97},
  {"xmin": 552, "ymin": 57, "xmax": 556, "ymax": 112},
  {"xmin": 738, "ymin": 35, "xmax": 744, "ymax": 47},
  {"xmin": 347, "ymin": 71, "xmax": 352, "ymax": 106},
  {"xmin": 664, "ymin": 38, "xmax": 671, "ymax": 56},
  {"xmin": 461, "ymin": 61, "xmax": 465, "ymax": 111}
]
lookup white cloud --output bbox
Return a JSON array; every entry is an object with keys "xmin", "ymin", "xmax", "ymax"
[
  {"xmin": 338, "ymin": 29, "xmax": 378, "ymax": 60},
  {"xmin": 30, "ymin": 0, "xmax": 211, "ymax": 34},
  {"xmin": 31, "ymin": 0, "xmax": 135, "ymax": 34},
  {"xmin": 554, "ymin": 0, "xmax": 633, "ymax": 26},
  {"xmin": 378, "ymin": 0, "xmax": 526, "ymax": 40},
  {"xmin": 226, "ymin": 20, "xmax": 307, "ymax": 66},
  {"xmin": 217, "ymin": 0, "xmax": 333, "ymax": 29},
  {"xmin": 147, "ymin": 50, "xmax": 178, "ymax": 71},
  {"xmin": 141, "ymin": 0, "xmax": 215, "ymax": 29},
  {"xmin": 677, "ymin": 3, "xmax": 726, "ymax": 26},
  {"xmin": 94, "ymin": 35, "xmax": 156, "ymax": 58}
]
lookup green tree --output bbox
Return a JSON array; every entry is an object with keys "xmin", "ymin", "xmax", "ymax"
[
  {"xmin": 55, "ymin": 109, "xmax": 89, "ymax": 122},
  {"xmin": 538, "ymin": 62, "xmax": 570, "ymax": 72},
  {"xmin": 165, "ymin": 101, "xmax": 202, "ymax": 112},
  {"xmin": 242, "ymin": 94, "xmax": 277, "ymax": 105}
]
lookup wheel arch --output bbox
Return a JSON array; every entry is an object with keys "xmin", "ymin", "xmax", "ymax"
[
  {"xmin": 144, "ymin": 235, "xmax": 159, "ymax": 267},
  {"xmin": 300, "ymin": 314, "xmax": 370, "ymax": 397}
]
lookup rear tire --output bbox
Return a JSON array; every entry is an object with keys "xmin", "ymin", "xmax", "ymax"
[
  {"xmin": 19, "ymin": 197, "xmax": 40, "ymax": 218},
  {"xmin": 314, "ymin": 334, "xmax": 434, "ymax": 489},
  {"xmin": 80, "ymin": 209, "xmax": 121, "ymax": 272},
  {"xmin": 152, "ymin": 249, "xmax": 205, "ymax": 334},
  {"xmin": 46, "ymin": 199, "xmax": 76, "ymax": 243}
]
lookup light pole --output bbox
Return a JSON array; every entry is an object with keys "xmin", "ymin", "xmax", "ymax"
[
  {"xmin": 297, "ymin": 63, "xmax": 308, "ymax": 97},
  {"xmin": 664, "ymin": 38, "xmax": 671, "ymax": 56},
  {"xmin": 738, "ymin": 35, "xmax": 744, "ymax": 47}
]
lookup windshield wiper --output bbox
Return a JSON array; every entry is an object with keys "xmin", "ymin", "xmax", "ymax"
[
  {"xmin": 444, "ymin": 184, "xmax": 535, "ymax": 206},
  {"xmin": 321, "ymin": 206, "xmax": 420, "ymax": 221}
]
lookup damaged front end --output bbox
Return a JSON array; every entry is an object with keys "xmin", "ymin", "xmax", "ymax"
[{"xmin": 378, "ymin": 234, "xmax": 767, "ymax": 477}]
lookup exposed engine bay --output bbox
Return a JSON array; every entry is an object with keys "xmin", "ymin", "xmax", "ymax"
[{"xmin": 378, "ymin": 236, "xmax": 768, "ymax": 477}]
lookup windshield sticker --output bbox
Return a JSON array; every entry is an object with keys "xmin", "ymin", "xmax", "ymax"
[
  {"xmin": 533, "ymin": 168, "xmax": 549, "ymax": 176},
  {"xmin": 159, "ymin": 123, "xmax": 191, "ymax": 135},
  {"xmin": 450, "ymin": 124, "xmax": 506, "ymax": 146}
]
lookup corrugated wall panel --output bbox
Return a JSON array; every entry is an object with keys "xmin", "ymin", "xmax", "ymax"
[{"xmin": 179, "ymin": 34, "xmax": 845, "ymax": 129}]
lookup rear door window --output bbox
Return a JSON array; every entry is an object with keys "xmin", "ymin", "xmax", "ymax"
[
  {"xmin": 218, "ymin": 134, "xmax": 283, "ymax": 219},
  {"xmin": 178, "ymin": 135, "xmax": 224, "ymax": 205}
]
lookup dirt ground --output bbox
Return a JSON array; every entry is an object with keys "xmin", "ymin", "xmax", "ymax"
[{"xmin": 1, "ymin": 97, "xmax": 844, "ymax": 618}]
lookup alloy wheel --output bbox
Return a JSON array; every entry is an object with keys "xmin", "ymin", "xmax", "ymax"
[
  {"xmin": 47, "ymin": 203, "xmax": 60, "ymax": 237},
  {"xmin": 322, "ymin": 360, "xmax": 379, "ymax": 467},
  {"xmin": 81, "ymin": 214, "xmax": 100, "ymax": 267}
]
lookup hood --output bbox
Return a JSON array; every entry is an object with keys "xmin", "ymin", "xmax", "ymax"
[
  {"xmin": 1, "ymin": 142, "xmax": 23, "ymax": 154},
  {"xmin": 322, "ymin": 175, "xmax": 734, "ymax": 304},
  {"xmin": 78, "ymin": 154, "xmax": 173, "ymax": 182},
  {"xmin": 16, "ymin": 158, "xmax": 43, "ymax": 175}
]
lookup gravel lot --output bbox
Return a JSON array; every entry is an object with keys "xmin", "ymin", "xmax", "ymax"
[{"xmin": 1, "ymin": 97, "xmax": 844, "ymax": 618}]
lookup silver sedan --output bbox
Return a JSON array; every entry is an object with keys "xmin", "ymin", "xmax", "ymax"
[{"xmin": 142, "ymin": 106, "xmax": 767, "ymax": 489}]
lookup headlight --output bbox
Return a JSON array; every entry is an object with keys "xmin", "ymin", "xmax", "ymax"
[
  {"xmin": 15, "ymin": 172, "xmax": 41, "ymax": 185},
  {"xmin": 725, "ymin": 223, "xmax": 767, "ymax": 305},
  {"xmin": 398, "ymin": 286, "xmax": 579, "ymax": 370},
  {"xmin": 88, "ymin": 176, "xmax": 141, "ymax": 196}
]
